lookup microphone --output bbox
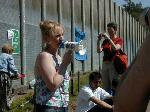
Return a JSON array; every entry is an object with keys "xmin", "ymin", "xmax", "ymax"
[{"xmin": 59, "ymin": 40, "xmax": 84, "ymax": 52}]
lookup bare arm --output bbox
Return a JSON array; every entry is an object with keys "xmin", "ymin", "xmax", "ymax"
[
  {"xmin": 37, "ymin": 50, "xmax": 72, "ymax": 92},
  {"xmin": 97, "ymin": 39, "xmax": 103, "ymax": 53},
  {"xmin": 89, "ymin": 97, "xmax": 113, "ymax": 110},
  {"xmin": 114, "ymin": 33, "xmax": 150, "ymax": 112},
  {"xmin": 37, "ymin": 52, "xmax": 63, "ymax": 91}
]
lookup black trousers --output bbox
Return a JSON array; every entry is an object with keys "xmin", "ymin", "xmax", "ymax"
[
  {"xmin": 0, "ymin": 72, "xmax": 12, "ymax": 112},
  {"xmin": 34, "ymin": 104, "xmax": 68, "ymax": 112},
  {"xmin": 87, "ymin": 99, "xmax": 113, "ymax": 112}
]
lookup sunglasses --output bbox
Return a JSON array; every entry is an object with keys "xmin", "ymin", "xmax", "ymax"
[{"xmin": 93, "ymin": 80, "xmax": 101, "ymax": 84}]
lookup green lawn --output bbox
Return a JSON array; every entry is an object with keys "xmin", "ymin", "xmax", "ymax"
[
  {"xmin": 69, "ymin": 72, "xmax": 90, "ymax": 111},
  {"xmin": 8, "ymin": 92, "xmax": 34, "ymax": 112}
]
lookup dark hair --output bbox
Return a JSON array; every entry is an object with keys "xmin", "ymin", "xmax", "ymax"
[
  {"xmin": 107, "ymin": 22, "xmax": 117, "ymax": 30},
  {"xmin": 89, "ymin": 71, "xmax": 101, "ymax": 82}
]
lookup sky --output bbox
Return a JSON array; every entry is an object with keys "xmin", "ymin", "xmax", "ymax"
[{"xmin": 114, "ymin": 0, "xmax": 150, "ymax": 7}]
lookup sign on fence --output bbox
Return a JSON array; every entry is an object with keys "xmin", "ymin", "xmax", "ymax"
[{"xmin": 7, "ymin": 29, "xmax": 20, "ymax": 54}]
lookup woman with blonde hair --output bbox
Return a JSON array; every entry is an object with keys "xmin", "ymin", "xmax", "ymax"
[{"xmin": 34, "ymin": 20, "xmax": 73, "ymax": 112}]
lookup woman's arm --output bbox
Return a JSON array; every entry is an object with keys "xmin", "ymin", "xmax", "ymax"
[
  {"xmin": 37, "ymin": 50, "xmax": 73, "ymax": 92},
  {"xmin": 38, "ymin": 52, "xmax": 64, "ymax": 92}
]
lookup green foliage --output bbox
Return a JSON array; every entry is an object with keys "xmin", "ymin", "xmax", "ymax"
[{"xmin": 122, "ymin": 0, "xmax": 146, "ymax": 20}]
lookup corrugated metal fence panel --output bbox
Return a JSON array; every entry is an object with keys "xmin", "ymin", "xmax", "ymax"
[
  {"xmin": 74, "ymin": 0, "xmax": 83, "ymax": 71},
  {"xmin": 98, "ymin": 0, "xmax": 105, "ymax": 70},
  {"xmin": 129, "ymin": 15, "xmax": 133, "ymax": 63},
  {"xmin": 0, "ymin": 0, "xmax": 20, "ymax": 26},
  {"xmin": 25, "ymin": 24, "xmax": 41, "ymax": 81},
  {"xmin": 138, "ymin": 21, "xmax": 141, "ymax": 56},
  {"xmin": 25, "ymin": 0, "xmax": 42, "ymax": 82},
  {"xmin": 61, "ymin": 0, "xmax": 72, "ymax": 71},
  {"xmin": 90, "ymin": 0, "xmax": 94, "ymax": 70},
  {"xmin": 93, "ymin": 0, "xmax": 99, "ymax": 71},
  {"xmin": 84, "ymin": 0, "xmax": 91, "ymax": 71},
  {"xmin": 25, "ymin": 0, "xmax": 41, "ymax": 25},
  {"xmin": 126, "ymin": 13, "xmax": 130, "ymax": 64},
  {"xmin": 105, "ymin": 0, "xmax": 111, "ymax": 28},
  {"xmin": 114, "ymin": 3, "xmax": 119, "ymax": 34},
  {"xmin": 119, "ymin": 7, "xmax": 123, "ymax": 38},
  {"xmin": 132, "ymin": 18, "xmax": 136, "ymax": 59},
  {"xmin": 122, "ymin": 10, "xmax": 127, "ymax": 54},
  {"xmin": 99, "ymin": 0, "xmax": 105, "ymax": 33},
  {"xmin": 46, "ymin": 0, "xmax": 58, "ymax": 21}
]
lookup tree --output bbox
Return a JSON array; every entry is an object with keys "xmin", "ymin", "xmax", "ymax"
[{"xmin": 122, "ymin": 0, "xmax": 145, "ymax": 20}]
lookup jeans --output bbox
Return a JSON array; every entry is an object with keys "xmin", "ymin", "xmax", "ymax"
[
  {"xmin": 87, "ymin": 99, "xmax": 113, "ymax": 112},
  {"xmin": 34, "ymin": 104, "xmax": 68, "ymax": 112}
]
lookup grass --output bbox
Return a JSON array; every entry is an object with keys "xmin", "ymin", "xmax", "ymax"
[
  {"xmin": 69, "ymin": 72, "xmax": 90, "ymax": 112},
  {"xmin": 8, "ymin": 72, "xmax": 91, "ymax": 112},
  {"xmin": 8, "ymin": 91, "xmax": 34, "ymax": 112}
]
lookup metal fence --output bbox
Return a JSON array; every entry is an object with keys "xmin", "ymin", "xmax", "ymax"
[{"xmin": 0, "ymin": 0, "xmax": 148, "ymax": 85}]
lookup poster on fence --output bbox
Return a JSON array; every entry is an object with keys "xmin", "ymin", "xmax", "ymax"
[{"xmin": 7, "ymin": 29, "xmax": 20, "ymax": 54}]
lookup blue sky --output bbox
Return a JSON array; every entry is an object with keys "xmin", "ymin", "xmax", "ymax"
[{"xmin": 114, "ymin": 0, "xmax": 150, "ymax": 7}]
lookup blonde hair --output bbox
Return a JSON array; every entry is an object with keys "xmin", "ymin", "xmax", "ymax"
[
  {"xmin": 39, "ymin": 20, "xmax": 64, "ymax": 37},
  {"xmin": 2, "ymin": 44, "xmax": 14, "ymax": 54}
]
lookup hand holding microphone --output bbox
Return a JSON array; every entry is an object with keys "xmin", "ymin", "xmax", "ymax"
[
  {"xmin": 59, "ymin": 40, "xmax": 84, "ymax": 52},
  {"xmin": 59, "ymin": 39, "xmax": 87, "ymax": 61}
]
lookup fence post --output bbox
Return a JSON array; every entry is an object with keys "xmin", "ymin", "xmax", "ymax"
[
  {"xmin": 78, "ymin": 71, "xmax": 80, "ymax": 92},
  {"xmin": 70, "ymin": 71, "xmax": 74, "ymax": 95},
  {"xmin": 19, "ymin": 0, "xmax": 26, "ymax": 85}
]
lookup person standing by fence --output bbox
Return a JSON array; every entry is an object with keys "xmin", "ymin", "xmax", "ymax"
[
  {"xmin": 0, "ymin": 43, "xmax": 20, "ymax": 111},
  {"xmin": 33, "ymin": 20, "xmax": 73, "ymax": 112},
  {"xmin": 97, "ymin": 22, "xmax": 123, "ymax": 91}
]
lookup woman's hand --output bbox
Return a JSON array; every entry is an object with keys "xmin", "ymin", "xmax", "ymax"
[
  {"xmin": 62, "ymin": 50, "xmax": 73, "ymax": 66},
  {"xmin": 58, "ymin": 50, "xmax": 73, "ymax": 76}
]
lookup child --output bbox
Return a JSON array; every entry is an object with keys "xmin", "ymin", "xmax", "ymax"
[
  {"xmin": 0, "ymin": 44, "xmax": 19, "ymax": 78},
  {"xmin": 0, "ymin": 44, "xmax": 20, "ymax": 111}
]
